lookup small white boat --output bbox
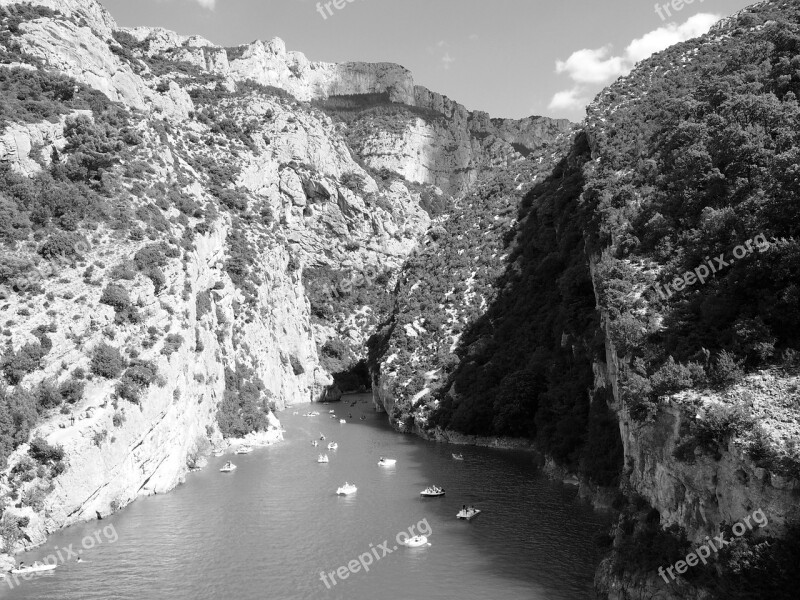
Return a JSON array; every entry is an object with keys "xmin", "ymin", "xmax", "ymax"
[
  {"xmin": 457, "ymin": 507, "xmax": 481, "ymax": 520},
  {"xmin": 339, "ymin": 419, "xmax": 346, "ymax": 424},
  {"xmin": 11, "ymin": 563, "xmax": 57, "ymax": 574},
  {"xmin": 327, "ymin": 442, "xmax": 338, "ymax": 450},
  {"xmin": 377, "ymin": 457, "xmax": 396, "ymax": 467},
  {"xmin": 403, "ymin": 535, "xmax": 429, "ymax": 548},
  {"xmin": 235, "ymin": 445, "xmax": 253, "ymax": 455},
  {"xmin": 320, "ymin": 434, "xmax": 326, "ymax": 440},
  {"xmin": 219, "ymin": 461, "xmax": 237, "ymax": 473},
  {"xmin": 330, "ymin": 415, "xmax": 338, "ymax": 419},
  {"xmin": 303, "ymin": 411, "xmax": 320, "ymax": 417},
  {"xmin": 336, "ymin": 482, "xmax": 357, "ymax": 495},
  {"xmin": 329, "ymin": 410, "xmax": 335, "ymax": 414},
  {"xmin": 317, "ymin": 454, "xmax": 329, "ymax": 463},
  {"xmin": 213, "ymin": 449, "xmax": 224, "ymax": 457},
  {"xmin": 292, "ymin": 411, "xmax": 299, "ymax": 415},
  {"xmin": 452, "ymin": 453, "xmax": 464, "ymax": 461},
  {"xmin": 311, "ymin": 440, "xmax": 319, "ymax": 447},
  {"xmin": 420, "ymin": 486, "xmax": 445, "ymax": 497}
]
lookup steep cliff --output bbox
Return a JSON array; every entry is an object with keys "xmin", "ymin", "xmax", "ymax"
[
  {"xmin": 369, "ymin": 1, "xmax": 800, "ymax": 598},
  {"xmin": 0, "ymin": 0, "xmax": 569, "ymax": 568}
]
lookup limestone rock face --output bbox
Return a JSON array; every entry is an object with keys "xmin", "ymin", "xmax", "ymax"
[
  {"xmin": 0, "ymin": 0, "xmax": 571, "ymax": 566},
  {"xmin": 0, "ymin": 113, "xmax": 76, "ymax": 174}
]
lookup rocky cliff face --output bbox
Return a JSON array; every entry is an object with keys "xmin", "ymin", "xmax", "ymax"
[
  {"xmin": 367, "ymin": 1, "xmax": 800, "ymax": 597},
  {"xmin": 0, "ymin": 0, "xmax": 569, "ymax": 565}
]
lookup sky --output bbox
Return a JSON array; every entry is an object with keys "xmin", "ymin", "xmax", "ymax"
[{"xmin": 99, "ymin": 0, "xmax": 757, "ymax": 122}]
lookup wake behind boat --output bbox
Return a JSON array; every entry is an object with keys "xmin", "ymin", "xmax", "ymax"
[
  {"xmin": 420, "ymin": 485, "xmax": 445, "ymax": 497},
  {"xmin": 336, "ymin": 482, "xmax": 357, "ymax": 495}
]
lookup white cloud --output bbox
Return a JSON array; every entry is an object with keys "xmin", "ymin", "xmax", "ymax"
[
  {"xmin": 441, "ymin": 52, "xmax": 455, "ymax": 70},
  {"xmin": 194, "ymin": 0, "xmax": 216, "ymax": 9},
  {"xmin": 548, "ymin": 13, "xmax": 721, "ymax": 114},
  {"xmin": 547, "ymin": 88, "xmax": 590, "ymax": 111}
]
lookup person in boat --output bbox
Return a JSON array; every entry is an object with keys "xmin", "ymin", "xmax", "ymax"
[{"xmin": 462, "ymin": 504, "xmax": 466, "ymax": 512}]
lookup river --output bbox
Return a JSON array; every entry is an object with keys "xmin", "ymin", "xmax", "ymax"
[{"xmin": 1, "ymin": 394, "xmax": 611, "ymax": 600}]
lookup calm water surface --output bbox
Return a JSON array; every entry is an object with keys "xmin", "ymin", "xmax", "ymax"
[{"xmin": 2, "ymin": 394, "xmax": 610, "ymax": 600}]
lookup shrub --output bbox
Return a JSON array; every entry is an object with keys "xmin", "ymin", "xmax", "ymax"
[
  {"xmin": 112, "ymin": 411, "xmax": 125, "ymax": 427},
  {"xmin": 38, "ymin": 231, "xmax": 84, "ymax": 260},
  {"xmin": 711, "ymin": 351, "xmax": 745, "ymax": 386},
  {"xmin": 650, "ymin": 357, "xmax": 707, "ymax": 397},
  {"xmin": 100, "ymin": 283, "xmax": 131, "ymax": 311},
  {"xmin": 2, "ymin": 340, "xmax": 46, "ymax": 384},
  {"xmin": 340, "ymin": 171, "xmax": 367, "ymax": 193},
  {"xmin": 35, "ymin": 379, "xmax": 62, "ymax": 410},
  {"xmin": 90, "ymin": 343, "xmax": 125, "ymax": 378},
  {"xmin": 196, "ymin": 290, "xmax": 212, "ymax": 318},
  {"xmin": 58, "ymin": 378, "xmax": 85, "ymax": 404},
  {"xmin": 28, "ymin": 436, "xmax": 64, "ymax": 463},
  {"xmin": 695, "ymin": 404, "xmax": 752, "ymax": 455},
  {"xmin": 161, "ymin": 333, "xmax": 184, "ymax": 356}
]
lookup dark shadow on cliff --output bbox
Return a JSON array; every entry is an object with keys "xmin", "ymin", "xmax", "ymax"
[{"xmin": 431, "ymin": 132, "xmax": 623, "ymax": 483}]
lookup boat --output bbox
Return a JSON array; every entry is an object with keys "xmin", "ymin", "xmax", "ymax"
[
  {"xmin": 235, "ymin": 445, "xmax": 253, "ymax": 455},
  {"xmin": 219, "ymin": 461, "xmax": 237, "ymax": 472},
  {"xmin": 213, "ymin": 449, "xmax": 224, "ymax": 457},
  {"xmin": 303, "ymin": 411, "xmax": 320, "ymax": 417},
  {"xmin": 317, "ymin": 454, "xmax": 329, "ymax": 463},
  {"xmin": 452, "ymin": 453, "xmax": 464, "ymax": 461},
  {"xmin": 292, "ymin": 411, "xmax": 299, "ymax": 415},
  {"xmin": 377, "ymin": 457, "xmax": 396, "ymax": 467},
  {"xmin": 327, "ymin": 442, "xmax": 338, "ymax": 450},
  {"xmin": 359, "ymin": 415, "xmax": 366, "ymax": 421},
  {"xmin": 311, "ymin": 440, "xmax": 318, "ymax": 447},
  {"xmin": 11, "ymin": 563, "xmax": 57, "ymax": 574},
  {"xmin": 339, "ymin": 419, "xmax": 346, "ymax": 424},
  {"xmin": 330, "ymin": 415, "xmax": 338, "ymax": 419},
  {"xmin": 329, "ymin": 410, "xmax": 335, "ymax": 414},
  {"xmin": 336, "ymin": 482, "xmax": 357, "ymax": 495},
  {"xmin": 420, "ymin": 485, "xmax": 445, "ymax": 497},
  {"xmin": 457, "ymin": 507, "xmax": 481, "ymax": 521},
  {"xmin": 563, "ymin": 475, "xmax": 580, "ymax": 486},
  {"xmin": 402, "ymin": 535, "xmax": 429, "ymax": 548},
  {"xmin": 320, "ymin": 434, "xmax": 325, "ymax": 440}
]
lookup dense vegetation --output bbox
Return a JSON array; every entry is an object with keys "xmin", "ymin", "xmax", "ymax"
[{"xmin": 587, "ymin": 4, "xmax": 800, "ymax": 405}]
